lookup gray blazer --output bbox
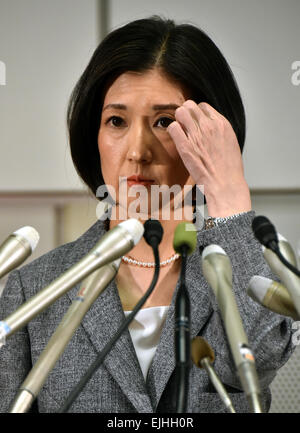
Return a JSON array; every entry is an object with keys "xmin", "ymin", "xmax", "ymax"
[{"xmin": 0, "ymin": 211, "xmax": 295, "ymax": 413}]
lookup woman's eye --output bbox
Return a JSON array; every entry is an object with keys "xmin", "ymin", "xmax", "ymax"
[
  {"xmin": 106, "ymin": 116, "xmax": 125, "ymax": 127},
  {"xmin": 155, "ymin": 117, "xmax": 174, "ymax": 128}
]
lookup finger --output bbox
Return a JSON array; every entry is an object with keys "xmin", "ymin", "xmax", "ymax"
[
  {"xmin": 167, "ymin": 120, "xmax": 189, "ymax": 146},
  {"xmin": 168, "ymin": 121, "xmax": 206, "ymax": 165},
  {"xmin": 198, "ymin": 102, "xmax": 219, "ymax": 120},
  {"xmin": 168, "ymin": 121, "xmax": 209, "ymax": 181},
  {"xmin": 184, "ymin": 99, "xmax": 218, "ymax": 122},
  {"xmin": 182, "ymin": 100, "xmax": 220, "ymax": 146},
  {"xmin": 182, "ymin": 100, "xmax": 215, "ymax": 134},
  {"xmin": 182, "ymin": 100, "xmax": 201, "ymax": 123},
  {"xmin": 172, "ymin": 105, "xmax": 219, "ymax": 172},
  {"xmin": 174, "ymin": 106, "xmax": 203, "ymax": 138}
]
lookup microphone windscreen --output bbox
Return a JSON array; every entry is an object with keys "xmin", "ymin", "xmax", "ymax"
[
  {"xmin": 247, "ymin": 275, "xmax": 270, "ymax": 304},
  {"xmin": 202, "ymin": 244, "xmax": 226, "ymax": 260},
  {"xmin": 173, "ymin": 222, "xmax": 197, "ymax": 255},
  {"xmin": 143, "ymin": 219, "xmax": 163, "ymax": 247},
  {"xmin": 119, "ymin": 219, "xmax": 144, "ymax": 246},
  {"xmin": 191, "ymin": 336, "xmax": 215, "ymax": 368},
  {"xmin": 13, "ymin": 226, "xmax": 40, "ymax": 252},
  {"xmin": 252, "ymin": 215, "xmax": 278, "ymax": 247}
]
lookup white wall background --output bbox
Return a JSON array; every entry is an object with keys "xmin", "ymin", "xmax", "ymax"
[{"xmin": 0, "ymin": 0, "xmax": 99, "ymax": 191}]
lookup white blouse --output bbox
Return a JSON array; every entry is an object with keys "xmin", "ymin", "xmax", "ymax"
[{"xmin": 124, "ymin": 306, "xmax": 169, "ymax": 381}]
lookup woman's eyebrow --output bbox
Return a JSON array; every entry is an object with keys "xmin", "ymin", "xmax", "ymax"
[
  {"xmin": 151, "ymin": 104, "xmax": 179, "ymax": 111},
  {"xmin": 102, "ymin": 103, "xmax": 126, "ymax": 111},
  {"xmin": 102, "ymin": 103, "xmax": 180, "ymax": 111}
]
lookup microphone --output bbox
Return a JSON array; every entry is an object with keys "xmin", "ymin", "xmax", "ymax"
[
  {"xmin": 252, "ymin": 216, "xmax": 300, "ymax": 278},
  {"xmin": 143, "ymin": 218, "xmax": 163, "ymax": 249},
  {"xmin": 191, "ymin": 336, "xmax": 236, "ymax": 413},
  {"xmin": 247, "ymin": 276, "xmax": 299, "ymax": 320},
  {"xmin": 0, "ymin": 219, "xmax": 143, "ymax": 347},
  {"xmin": 0, "ymin": 226, "xmax": 40, "ymax": 280},
  {"xmin": 274, "ymin": 233, "xmax": 299, "ymax": 268},
  {"xmin": 8, "ymin": 259, "xmax": 121, "ymax": 413},
  {"xmin": 252, "ymin": 215, "xmax": 278, "ymax": 251},
  {"xmin": 58, "ymin": 219, "xmax": 163, "ymax": 412},
  {"xmin": 201, "ymin": 244, "xmax": 263, "ymax": 413},
  {"xmin": 261, "ymin": 234, "xmax": 300, "ymax": 318},
  {"xmin": 173, "ymin": 222, "xmax": 197, "ymax": 413}
]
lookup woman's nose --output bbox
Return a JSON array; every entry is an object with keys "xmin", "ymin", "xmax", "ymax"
[{"xmin": 126, "ymin": 123, "xmax": 153, "ymax": 164}]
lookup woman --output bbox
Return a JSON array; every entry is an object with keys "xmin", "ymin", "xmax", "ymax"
[{"xmin": 0, "ymin": 16, "xmax": 294, "ymax": 413}]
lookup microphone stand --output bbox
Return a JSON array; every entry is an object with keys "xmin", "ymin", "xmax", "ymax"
[
  {"xmin": 174, "ymin": 244, "xmax": 190, "ymax": 413},
  {"xmin": 58, "ymin": 222, "xmax": 162, "ymax": 413}
]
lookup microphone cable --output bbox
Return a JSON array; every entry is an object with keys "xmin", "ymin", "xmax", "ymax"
[
  {"xmin": 272, "ymin": 246, "xmax": 300, "ymax": 278},
  {"xmin": 58, "ymin": 219, "xmax": 163, "ymax": 413}
]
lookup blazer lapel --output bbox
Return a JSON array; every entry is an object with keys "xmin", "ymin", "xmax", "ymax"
[
  {"xmin": 77, "ymin": 279, "xmax": 153, "ymax": 412},
  {"xmin": 63, "ymin": 218, "xmax": 153, "ymax": 412}
]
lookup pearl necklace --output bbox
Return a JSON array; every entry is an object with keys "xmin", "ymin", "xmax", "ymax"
[{"xmin": 122, "ymin": 252, "xmax": 180, "ymax": 268}]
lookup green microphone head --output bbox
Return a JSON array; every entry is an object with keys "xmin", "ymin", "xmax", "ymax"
[{"xmin": 173, "ymin": 222, "xmax": 197, "ymax": 255}]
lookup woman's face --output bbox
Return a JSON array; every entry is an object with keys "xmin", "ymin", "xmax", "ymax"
[{"xmin": 98, "ymin": 68, "xmax": 194, "ymax": 219}]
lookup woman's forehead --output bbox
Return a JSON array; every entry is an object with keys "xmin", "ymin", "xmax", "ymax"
[{"xmin": 102, "ymin": 69, "xmax": 190, "ymax": 104}]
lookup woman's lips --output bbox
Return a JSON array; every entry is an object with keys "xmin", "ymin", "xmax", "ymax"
[
  {"xmin": 127, "ymin": 176, "xmax": 155, "ymax": 187},
  {"xmin": 127, "ymin": 180, "xmax": 155, "ymax": 186}
]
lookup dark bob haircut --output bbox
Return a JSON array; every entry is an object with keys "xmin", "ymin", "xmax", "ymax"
[{"xmin": 68, "ymin": 16, "xmax": 246, "ymax": 198}]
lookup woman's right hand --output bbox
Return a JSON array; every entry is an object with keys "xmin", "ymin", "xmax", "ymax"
[{"xmin": 167, "ymin": 99, "xmax": 251, "ymax": 217}]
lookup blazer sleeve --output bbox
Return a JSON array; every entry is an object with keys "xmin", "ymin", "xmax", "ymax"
[
  {"xmin": 0, "ymin": 269, "xmax": 37, "ymax": 413},
  {"xmin": 198, "ymin": 210, "xmax": 295, "ymax": 393}
]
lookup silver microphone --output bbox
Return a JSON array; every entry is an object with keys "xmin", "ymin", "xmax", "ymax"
[
  {"xmin": 9, "ymin": 259, "xmax": 121, "ymax": 413},
  {"xmin": 247, "ymin": 276, "xmax": 299, "ymax": 320},
  {"xmin": 201, "ymin": 244, "xmax": 263, "ymax": 413},
  {"xmin": 262, "ymin": 234, "xmax": 300, "ymax": 317},
  {"xmin": 0, "ymin": 226, "xmax": 40, "ymax": 280},
  {"xmin": 0, "ymin": 219, "xmax": 143, "ymax": 347}
]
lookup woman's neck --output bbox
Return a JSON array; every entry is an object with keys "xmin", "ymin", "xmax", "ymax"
[{"xmin": 107, "ymin": 209, "xmax": 193, "ymax": 263}]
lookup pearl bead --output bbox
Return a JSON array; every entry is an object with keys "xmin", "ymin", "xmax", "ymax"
[{"xmin": 121, "ymin": 253, "xmax": 180, "ymax": 268}]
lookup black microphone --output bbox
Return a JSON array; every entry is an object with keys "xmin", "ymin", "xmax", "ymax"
[
  {"xmin": 173, "ymin": 222, "xmax": 197, "ymax": 413},
  {"xmin": 252, "ymin": 216, "xmax": 300, "ymax": 278},
  {"xmin": 143, "ymin": 218, "xmax": 163, "ymax": 249},
  {"xmin": 252, "ymin": 215, "xmax": 278, "ymax": 251},
  {"xmin": 58, "ymin": 219, "xmax": 163, "ymax": 413}
]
